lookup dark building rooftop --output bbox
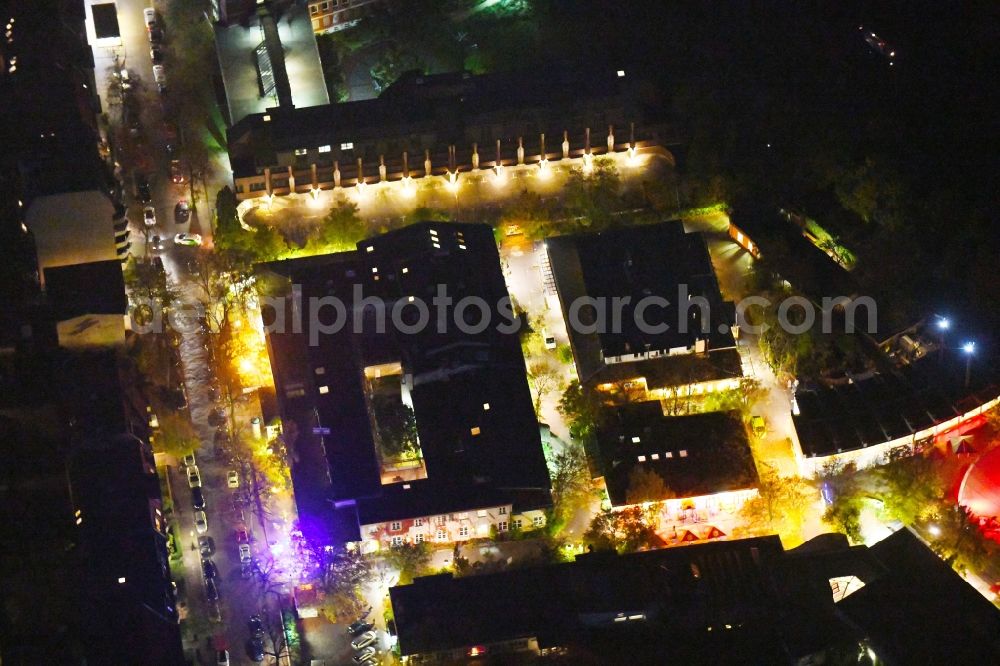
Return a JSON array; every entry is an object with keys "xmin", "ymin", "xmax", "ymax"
[
  {"xmin": 547, "ymin": 220, "xmax": 740, "ymax": 389},
  {"xmin": 44, "ymin": 259, "xmax": 128, "ymax": 319},
  {"xmin": 228, "ymin": 65, "xmax": 632, "ymax": 178},
  {"xmin": 837, "ymin": 528, "xmax": 1000, "ymax": 664},
  {"xmin": 260, "ymin": 222, "xmax": 550, "ymax": 543},
  {"xmin": 793, "ymin": 347, "xmax": 1000, "ymax": 458},
  {"xmin": 597, "ymin": 403, "xmax": 758, "ymax": 506}
]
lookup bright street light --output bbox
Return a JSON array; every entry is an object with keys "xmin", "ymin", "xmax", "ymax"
[
  {"xmin": 962, "ymin": 341, "xmax": 975, "ymax": 354},
  {"xmin": 937, "ymin": 317, "xmax": 950, "ymax": 330},
  {"xmin": 963, "ymin": 341, "xmax": 975, "ymax": 388}
]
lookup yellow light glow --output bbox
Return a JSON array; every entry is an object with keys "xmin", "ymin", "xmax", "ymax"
[
  {"xmin": 445, "ymin": 172, "xmax": 460, "ymax": 193},
  {"xmin": 307, "ymin": 188, "xmax": 323, "ymax": 208},
  {"xmin": 400, "ymin": 176, "xmax": 416, "ymax": 199},
  {"xmin": 492, "ymin": 164, "xmax": 506, "ymax": 187},
  {"xmin": 582, "ymin": 152, "xmax": 594, "ymax": 173},
  {"xmin": 537, "ymin": 159, "xmax": 551, "ymax": 180},
  {"xmin": 625, "ymin": 146, "xmax": 641, "ymax": 167}
]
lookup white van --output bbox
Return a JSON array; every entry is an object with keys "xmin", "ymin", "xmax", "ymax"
[
  {"xmin": 152, "ymin": 64, "xmax": 166, "ymax": 84},
  {"xmin": 143, "ymin": 8, "xmax": 156, "ymax": 28}
]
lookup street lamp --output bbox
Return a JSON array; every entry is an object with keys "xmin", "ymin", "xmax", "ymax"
[{"xmin": 962, "ymin": 341, "xmax": 975, "ymax": 388}]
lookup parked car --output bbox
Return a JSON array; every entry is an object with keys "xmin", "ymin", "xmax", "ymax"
[
  {"xmin": 248, "ymin": 615, "xmax": 264, "ymax": 638},
  {"xmin": 347, "ymin": 621, "xmax": 373, "ymax": 636},
  {"xmin": 182, "ymin": 452, "xmax": 196, "ymax": 468},
  {"xmin": 136, "ymin": 176, "xmax": 152, "ymax": 204},
  {"xmin": 353, "ymin": 647, "xmax": 377, "ymax": 663},
  {"xmin": 151, "ymin": 234, "xmax": 162, "ymax": 251},
  {"xmin": 236, "ymin": 528, "xmax": 250, "ymax": 544},
  {"xmin": 152, "ymin": 64, "xmax": 166, "ymax": 85},
  {"xmin": 143, "ymin": 206, "xmax": 156, "ymax": 226},
  {"xmin": 205, "ymin": 577, "xmax": 219, "ymax": 602},
  {"xmin": 174, "ymin": 199, "xmax": 190, "ymax": 223},
  {"xmin": 143, "ymin": 7, "xmax": 156, "ymax": 28},
  {"xmin": 148, "ymin": 25, "xmax": 163, "ymax": 44},
  {"xmin": 198, "ymin": 535, "xmax": 215, "ymax": 556},
  {"xmin": 227, "ymin": 470, "xmax": 240, "ymax": 488},
  {"xmin": 351, "ymin": 631, "xmax": 377, "ymax": 651},
  {"xmin": 544, "ymin": 334, "xmax": 557, "ymax": 350},
  {"xmin": 216, "ymin": 650, "xmax": 230, "ymax": 666},
  {"xmin": 170, "ymin": 159, "xmax": 187, "ymax": 184},
  {"xmin": 192, "ymin": 486, "xmax": 206, "ymax": 511},
  {"xmin": 239, "ymin": 543, "xmax": 252, "ymax": 563},
  {"xmin": 194, "ymin": 510, "xmax": 208, "ymax": 534},
  {"xmin": 751, "ymin": 415, "xmax": 766, "ymax": 438},
  {"xmin": 246, "ymin": 637, "xmax": 265, "ymax": 662},
  {"xmin": 173, "ymin": 233, "xmax": 202, "ymax": 246},
  {"xmin": 150, "ymin": 47, "xmax": 163, "ymax": 64},
  {"xmin": 201, "ymin": 558, "xmax": 218, "ymax": 580},
  {"xmin": 187, "ymin": 465, "xmax": 201, "ymax": 488},
  {"xmin": 241, "ymin": 560, "xmax": 254, "ymax": 579}
]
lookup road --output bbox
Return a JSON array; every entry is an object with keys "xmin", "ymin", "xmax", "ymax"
[{"xmin": 89, "ymin": 1, "xmax": 292, "ymax": 662}]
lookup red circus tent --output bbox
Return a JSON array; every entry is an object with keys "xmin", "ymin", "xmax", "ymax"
[
  {"xmin": 705, "ymin": 526, "xmax": 727, "ymax": 539},
  {"xmin": 958, "ymin": 446, "xmax": 1000, "ymax": 530},
  {"xmin": 679, "ymin": 530, "xmax": 700, "ymax": 542}
]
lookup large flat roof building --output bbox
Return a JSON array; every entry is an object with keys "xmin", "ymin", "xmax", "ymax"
[
  {"xmin": 547, "ymin": 220, "xmax": 742, "ymax": 397},
  {"xmin": 260, "ymin": 222, "xmax": 551, "ymax": 548}
]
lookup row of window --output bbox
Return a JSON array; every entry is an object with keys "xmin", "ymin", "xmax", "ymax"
[
  {"xmin": 294, "ymin": 143, "xmax": 352, "ymax": 157},
  {"xmin": 637, "ymin": 450, "xmax": 688, "ymax": 463},
  {"xmin": 387, "ymin": 515, "xmax": 542, "ymax": 544}
]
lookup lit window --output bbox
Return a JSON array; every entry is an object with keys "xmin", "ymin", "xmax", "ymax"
[
  {"xmin": 679, "ymin": 450, "xmax": 688, "ymax": 457},
  {"xmin": 498, "ymin": 506, "xmax": 507, "ymax": 515},
  {"xmin": 390, "ymin": 521, "xmax": 401, "ymax": 531},
  {"xmin": 340, "ymin": 142, "xmax": 353, "ymax": 150},
  {"xmin": 408, "ymin": 296, "xmax": 415, "ymax": 302},
  {"xmin": 665, "ymin": 451, "xmax": 673, "ymax": 458},
  {"xmin": 736, "ymin": 231, "xmax": 744, "ymax": 243},
  {"xmin": 295, "ymin": 148, "xmax": 307, "ymax": 156},
  {"xmin": 477, "ymin": 510, "xmax": 487, "ymax": 517},
  {"xmin": 371, "ymin": 266, "xmax": 378, "ymax": 273},
  {"xmin": 512, "ymin": 519, "xmax": 522, "ymax": 529},
  {"xmin": 318, "ymin": 144, "xmax": 331, "ymax": 153},
  {"xmin": 315, "ymin": 366, "xmax": 326, "ymax": 375},
  {"xmin": 401, "ymin": 267, "xmax": 408, "ymax": 273},
  {"xmin": 391, "ymin": 535, "xmax": 403, "ymax": 547},
  {"xmin": 498, "ymin": 521, "xmax": 508, "ymax": 532},
  {"xmin": 429, "ymin": 228, "xmax": 438, "ymax": 236},
  {"xmin": 415, "ymin": 533, "xmax": 424, "ymax": 543},
  {"xmin": 459, "ymin": 244, "xmax": 467, "ymax": 250},
  {"xmin": 631, "ymin": 436, "xmax": 641, "ymax": 443},
  {"xmin": 365, "ymin": 245, "xmax": 373, "ymax": 253},
  {"xmin": 414, "ymin": 518, "xmax": 423, "ymax": 526},
  {"xmin": 458, "ymin": 526, "xmax": 469, "ymax": 537},
  {"xmin": 532, "ymin": 516, "xmax": 544, "ymax": 527},
  {"xmin": 436, "ymin": 529, "xmax": 447, "ymax": 541},
  {"xmin": 651, "ymin": 453, "xmax": 660, "ymax": 460},
  {"xmin": 318, "ymin": 386, "xmax": 329, "ymax": 394},
  {"xmin": 118, "ymin": 577, "xmax": 126, "ymax": 584},
  {"xmin": 433, "ymin": 243, "xmax": 441, "ymax": 249},
  {"xmin": 402, "ymin": 483, "xmax": 411, "ymax": 489},
  {"xmin": 263, "ymin": 115, "xmax": 271, "ymax": 122},
  {"xmin": 470, "ymin": 426, "xmax": 481, "ymax": 436},
  {"xmin": 637, "ymin": 455, "xmax": 646, "ymax": 462},
  {"xmin": 436, "ymin": 515, "xmax": 446, "ymax": 525},
  {"xmin": 617, "ymin": 69, "xmax": 625, "ymax": 77},
  {"xmin": 483, "ymin": 402, "xmax": 490, "ymax": 410}
]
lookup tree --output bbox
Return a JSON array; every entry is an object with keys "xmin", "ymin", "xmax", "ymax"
[
  {"xmin": 383, "ymin": 543, "xmax": 430, "ymax": 585},
  {"xmin": 548, "ymin": 446, "xmax": 593, "ymax": 529},
  {"xmin": 584, "ymin": 506, "xmax": 661, "ymax": 553},
  {"xmin": 153, "ymin": 411, "xmax": 198, "ymax": 459},
  {"xmin": 123, "ymin": 256, "xmax": 173, "ymax": 327},
  {"xmin": 499, "ymin": 191, "xmax": 556, "ymax": 239},
  {"xmin": 372, "ymin": 399, "xmax": 419, "ymax": 459},
  {"xmin": 928, "ymin": 502, "xmax": 999, "ymax": 576},
  {"xmin": 875, "ymin": 450, "xmax": 945, "ymax": 526},
  {"xmin": 562, "ymin": 157, "xmax": 624, "ymax": 232},
  {"xmin": 527, "ymin": 360, "xmax": 561, "ymax": 413},
  {"xmin": 625, "ymin": 467, "xmax": 674, "ymax": 505},
  {"xmin": 558, "ymin": 380, "xmax": 601, "ymax": 440},
  {"xmin": 818, "ymin": 462, "xmax": 866, "ymax": 543},
  {"xmin": 308, "ymin": 196, "xmax": 367, "ymax": 253},
  {"xmin": 739, "ymin": 463, "xmax": 816, "ymax": 540},
  {"xmin": 215, "ymin": 186, "xmax": 288, "ymax": 264},
  {"xmin": 370, "ymin": 43, "xmax": 423, "ymax": 93}
]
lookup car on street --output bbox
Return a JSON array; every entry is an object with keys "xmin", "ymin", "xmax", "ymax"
[
  {"xmin": 151, "ymin": 235, "xmax": 162, "ymax": 251},
  {"xmin": 202, "ymin": 558, "xmax": 218, "ymax": 579},
  {"xmin": 194, "ymin": 510, "xmax": 209, "ymax": 534},
  {"xmin": 353, "ymin": 647, "xmax": 377, "ymax": 663},
  {"xmin": 227, "ymin": 470, "xmax": 240, "ymax": 488},
  {"xmin": 174, "ymin": 199, "xmax": 190, "ymax": 223},
  {"xmin": 192, "ymin": 486, "xmax": 206, "ymax": 511},
  {"xmin": 248, "ymin": 615, "xmax": 264, "ymax": 638},
  {"xmin": 239, "ymin": 543, "xmax": 252, "ymax": 563},
  {"xmin": 148, "ymin": 25, "xmax": 163, "ymax": 44},
  {"xmin": 174, "ymin": 233, "xmax": 202, "ymax": 247},
  {"xmin": 143, "ymin": 206, "xmax": 156, "ymax": 226},
  {"xmin": 236, "ymin": 527, "xmax": 250, "ymax": 544},
  {"xmin": 205, "ymin": 577, "xmax": 219, "ymax": 602},
  {"xmin": 182, "ymin": 452, "xmax": 196, "ymax": 468},
  {"xmin": 150, "ymin": 47, "xmax": 163, "ymax": 64},
  {"xmin": 187, "ymin": 465, "xmax": 202, "ymax": 488},
  {"xmin": 544, "ymin": 333, "xmax": 557, "ymax": 350},
  {"xmin": 170, "ymin": 159, "xmax": 187, "ymax": 184},
  {"xmin": 348, "ymin": 621, "xmax": 373, "ymax": 636},
  {"xmin": 143, "ymin": 7, "xmax": 157, "ymax": 28},
  {"xmin": 247, "ymin": 637, "xmax": 265, "ymax": 662},
  {"xmin": 216, "ymin": 650, "xmax": 230, "ymax": 666},
  {"xmin": 198, "ymin": 535, "xmax": 215, "ymax": 556},
  {"xmin": 751, "ymin": 415, "xmax": 766, "ymax": 438},
  {"xmin": 136, "ymin": 176, "xmax": 152, "ymax": 204},
  {"xmin": 152, "ymin": 64, "xmax": 166, "ymax": 86},
  {"xmin": 241, "ymin": 560, "xmax": 254, "ymax": 579},
  {"xmin": 351, "ymin": 631, "xmax": 377, "ymax": 651}
]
